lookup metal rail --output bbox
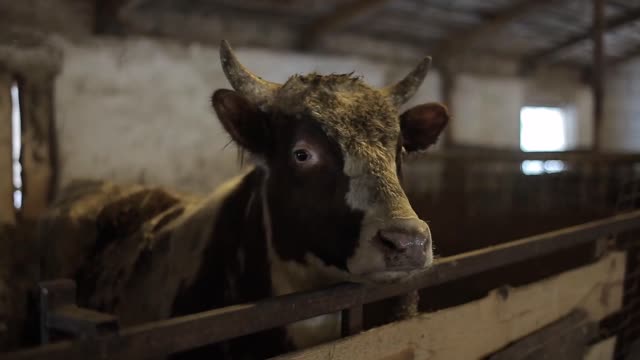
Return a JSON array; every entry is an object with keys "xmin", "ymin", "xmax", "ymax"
[{"xmin": 5, "ymin": 210, "xmax": 640, "ymax": 360}]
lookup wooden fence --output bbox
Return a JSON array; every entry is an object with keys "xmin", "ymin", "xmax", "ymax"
[{"xmin": 3, "ymin": 210, "xmax": 640, "ymax": 360}]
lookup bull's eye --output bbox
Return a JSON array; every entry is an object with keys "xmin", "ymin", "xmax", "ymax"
[
  {"xmin": 292, "ymin": 141, "xmax": 319, "ymax": 167},
  {"xmin": 293, "ymin": 149, "xmax": 311, "ymax": 162}
]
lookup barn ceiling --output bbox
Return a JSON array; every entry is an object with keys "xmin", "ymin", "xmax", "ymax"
[{"xmin": 112, "ymin": 0, "xmax": 640, "ymax": 69}]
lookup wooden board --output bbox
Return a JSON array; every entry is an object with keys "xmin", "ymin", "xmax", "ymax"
[
  {"xmin": 0, "ymin": 73, "xmax": 14, "ymax": 225},
  {"xmin": 488, "ymin": 309, "xmax": 595, "ymax": 359},
  {"xmin": 272, "ymin": 251, "xmax": 626, "ymax": 360},
  {"xmin": 583, "ymin": 337, "xmax": 616, "ymax": 360}
]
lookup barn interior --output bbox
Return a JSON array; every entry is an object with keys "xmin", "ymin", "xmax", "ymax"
[{"xmin": 1, "ymin": 0, "xmax": 640, "ymax": 359}]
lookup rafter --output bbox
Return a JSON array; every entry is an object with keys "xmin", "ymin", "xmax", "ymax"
[
  {"xmin": 609, "ymin": 44, "xmax": 640, "ymax": 67},
  {"xmin": 525, "ymin": 6, "xmax": 640, "ymax": 66},
  {"xmin": 95, "ymin": 0, "xmax": 132, "ymax": 34},
  {"xmin": 298, "ymin": 0, "xmax": 391, "ymax": 51},
  {"xmin": 436, "ymin": 0, "xmax": 556, "ymax": 57}
]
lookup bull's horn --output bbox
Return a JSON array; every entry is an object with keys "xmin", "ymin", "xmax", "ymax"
[
  {"xmin": 219, "ymin": 40, "xmax": 280, "ymax": 108},
  {"xmin": 382, "ymin": 56, "xmax": 432, "ymax": 107}
]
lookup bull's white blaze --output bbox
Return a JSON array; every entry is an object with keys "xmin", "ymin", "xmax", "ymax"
[
  {"xmin": 342, "ymin": 154, "xmax": 429, "ymax": 278},
  {"xmin": 268, "ymin": 254, "xmax": 343, "ymax": 348}
]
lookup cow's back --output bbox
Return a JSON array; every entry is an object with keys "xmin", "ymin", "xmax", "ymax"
[
  {"xmin": 39, "ymin": 171, "xmax": 249, "ymax": 326},
  {"xmin": 40, "ymin": 179, "xmax": 183, "ymax": 282}
]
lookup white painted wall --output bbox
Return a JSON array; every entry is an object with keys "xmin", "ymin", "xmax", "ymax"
[
  {"xmin": 602, "ymin": 58, "xmax": 640, "ymax": 153},
  {"xmin": 452, "ymin": 74, "xmax": 525, "ymax": 149},
  {"xmin": 53, "ymin": 35, "xmax": 628, "ymax": 196},
  {"xmin": 55, "ymin": 37, "xmax": 238, "ymax": 194},
  {"xmin": 54, "ymin": 36, "xmax": 443, "ymax": 194},
  {"xmin": 450, "ymin": 69, "xmax": 595, "ymax": 150}
]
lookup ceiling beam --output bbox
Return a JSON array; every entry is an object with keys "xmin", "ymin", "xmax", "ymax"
[
  {"xmin": 609, "ymin": 44, "xmax": 640, "ymax": 67},
  {"xmin": 525, "ymin": 6, "xmax": 640, "ymax": 67},
  {"xmin": 436, "ymin": 0, "xmax": 556, "ymax": 58},
  {"xmin": 581, "ymin": 42, "xmax": 640, "ymax": 81},
  {"xmin": 94, "ymin": 0, "xmax": 137, "ymax": 34},
  {"xmin": 298, "ymin": 0, "xmax": 391, "ymax": 51}
]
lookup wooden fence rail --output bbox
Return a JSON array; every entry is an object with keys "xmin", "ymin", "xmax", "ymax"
[{"xmin": 4, "ymin": 210, "xmax": 640, "ymax": 360}]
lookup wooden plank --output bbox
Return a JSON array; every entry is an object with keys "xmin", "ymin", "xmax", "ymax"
[
  {"xmin": 488, "ymin": 310, "xmax": 595, "ymax": 360},
  {"xmin": 0, "ymin": 0, "xmax": 94, "ymax": 37},
  {"xmin": 19, "ymin": 77, "xmax": 55, "ymax": 219},
  {"xmin": 437, "ymin": 0, "xmax": 556, "ymax": 57},
  {"xmin": 299, "ymin": 0, "xmax": 391, "ymax": 50},
  {"xmin": 380, "ymin": 349, "xmax": 414, "ymax": 360},
  {"xmin": 609, "ymin": 45, "xmax": 640, "ymax": 68},
  {"xmin": 0, "ymin": 73, "xmax": 14, "ymax": 225},
  {"xmin": 408, "ymin": 150, "xmax": 640, "ymax": 163},
  {"xmin": 272, "ymin": 251, "xmax": 626, "ymax": 360},
  {"xmin": 583, "ymin": 337, "xmax": 616, "ymax": 360},
  {"xmin": 592, "ymin": 0, "xmax": 605, "ymax": 152}
]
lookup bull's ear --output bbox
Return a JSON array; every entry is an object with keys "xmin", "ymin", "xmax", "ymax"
[
  {"xmin": 211, "ymin": 89, "xmax": 269, "ymax": 154},
  {"xmin": 399, "ymin": 102, "xmax": 449, "ymax": 152}
]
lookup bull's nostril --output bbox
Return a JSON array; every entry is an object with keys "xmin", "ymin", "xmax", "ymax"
[
  {"xmin": 377, "ymin": 230, "xmax": 416, "ymax": 253},
  {"xmin": 376, "ymin": 220, "xmax": 430, "ymax": 269},
  {"xmin": 380, "ymin": 236, "xmax": 404, "ymax": 252}
]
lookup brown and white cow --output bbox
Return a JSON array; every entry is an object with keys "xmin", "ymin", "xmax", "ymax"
[{"xmin": 40, "ymin": 40, "xmax": 448, "ymax": 359}]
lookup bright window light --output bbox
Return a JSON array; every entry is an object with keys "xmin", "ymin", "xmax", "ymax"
[
  {"xmin": 521, "ymin": 160, "xmax": 544, "ymax": 175},
  {"xmin": 11, "ymin": 81, "xmax": 22, "ymax": 210},
  {"xmin": 520, "ymin": 106, "xmax": 567, "ymax": 152},
  {"xmin": 521, "ymin": 159, "xmax": 567, "ymax": 176}
]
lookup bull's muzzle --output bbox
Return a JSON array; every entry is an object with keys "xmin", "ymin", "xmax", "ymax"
[{"xmin": 375, "ymin": 218, "xmax": 431, "ymax": 270}]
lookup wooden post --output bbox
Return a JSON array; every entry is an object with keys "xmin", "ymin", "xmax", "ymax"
[
  {"xmin": 341, "ymin": 305, "xmax": 363, "ymax": 337},
  {"xmin": 440, "ymin": 66, "xmax": 455, "ymax": 148},
  {"xmin": 0, "ymin": 73, "xmax": 15, "ymax": 225},
  {"xmin": 592, "ymin": 0, "xmax": 605, "ymax": 151},
  {"xmin": 19, "ymin": 76, "xmax": 56, "ymax": 220}
]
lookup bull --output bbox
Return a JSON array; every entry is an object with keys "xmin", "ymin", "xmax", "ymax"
[{"xmin": 39, "ymin": 40, "xmax": 449, "ymax": 359}]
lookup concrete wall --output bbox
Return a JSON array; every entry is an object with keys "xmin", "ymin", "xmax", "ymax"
[{"xmin": 602, "ymin": 58, "xmax": 640, "ymax": 153}]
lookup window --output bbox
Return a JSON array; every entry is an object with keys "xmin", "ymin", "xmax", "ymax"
[
  {"xmin": 521, "ymin": 159, "xmax": 566, "ymax": 176},
  {"xmin": 11, "ymin": 81, "xmax": 22, "ymax": 210},
  {"xmin": 520, "ymin": 106, "xmax": 567, "ymax": 152},
  {"xmin": 520, "ymin": 106, "xmax": 568, "ymax": 175}
]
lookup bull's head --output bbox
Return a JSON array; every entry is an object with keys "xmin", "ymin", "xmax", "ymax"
[{"xmin": 212, "ymin": 41, "xmax": 448, "ymax": 285}]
